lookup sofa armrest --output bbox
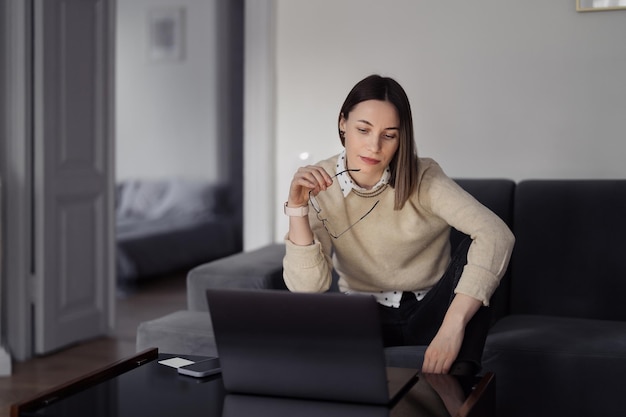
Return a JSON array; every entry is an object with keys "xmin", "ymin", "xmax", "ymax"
[{"xmin": 186, "ymin": 243, "xmax": 287, "ymax": 311}]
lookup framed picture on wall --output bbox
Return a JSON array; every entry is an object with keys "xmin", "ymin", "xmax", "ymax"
[
  {"xmin": 577, "ymin": 0, "xmax": 626, "ymax": 11},
  {"xmin": 147, "ymin": 7, "xmax": 185, "ymax": 62}
]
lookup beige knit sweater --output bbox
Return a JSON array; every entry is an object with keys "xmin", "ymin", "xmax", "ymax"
[{"xmin": 283, "ymin": 155, "xmax": 515, "ymax": 306}]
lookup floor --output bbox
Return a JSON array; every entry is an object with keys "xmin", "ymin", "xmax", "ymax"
[{"xmin": 0, "ymin": 272, "xmax": 188, "ymax": 417}]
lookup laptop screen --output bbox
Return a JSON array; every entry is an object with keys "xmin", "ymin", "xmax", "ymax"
[{"xmin": 206, "ymin": 289, "xmax": 416, "ymax": 405}]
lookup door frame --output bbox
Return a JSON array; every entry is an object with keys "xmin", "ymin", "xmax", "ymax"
[{"xmin": 2, "ymin": 0, "xmax": 34, "ymax": 362}]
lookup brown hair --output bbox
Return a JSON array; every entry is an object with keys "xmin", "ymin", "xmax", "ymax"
[{"xmin": 338, "ymin": 75, "xmax": 418, "ymax": 210}]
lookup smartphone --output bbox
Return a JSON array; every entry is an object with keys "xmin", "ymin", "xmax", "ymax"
[{"xmin": 177, "ymin": 357, "xmax": 221, "ymax": 378}]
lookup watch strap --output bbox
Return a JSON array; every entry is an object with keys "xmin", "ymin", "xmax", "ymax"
[{"xmin": 284, "ymin": 202, "xmax": 309, "ymax": 217}]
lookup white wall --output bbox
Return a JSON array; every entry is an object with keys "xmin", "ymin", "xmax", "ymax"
[
  {"xmin": 116, "ymin": 0, "xmax": 219, "ymax": 181},
  {"xmin": 268, "ymin": 0, "xmax": 626, "ymax": 241},
  {"xmin": 243, "ymin": 1, "xmax": 276, "ymax": 251}
]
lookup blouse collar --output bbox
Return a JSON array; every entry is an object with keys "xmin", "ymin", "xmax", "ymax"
[{"xmin": 335, "ymin": 150, "xmax": 390, "ymax": 198}]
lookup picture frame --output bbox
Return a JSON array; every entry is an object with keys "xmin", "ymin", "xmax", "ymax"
[
  {"xmin": 147, "ymin": 7, "xmax": 185, "ymax": 62},
  {"xmin": 576, "ymin": 0, "xmax": 626, "ymax": 12}
]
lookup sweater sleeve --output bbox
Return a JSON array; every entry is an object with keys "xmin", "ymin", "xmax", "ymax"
[
  {"xmin": 282, "ymin": 156, "xmax": 337, "ymax": 292},
  {"xmin": 282, "ymin": 236, "xmax": 334, "ymax": 292},
  {"xmin": 419, "ymin": 161, "xmax": 515, "ymax": 306}
]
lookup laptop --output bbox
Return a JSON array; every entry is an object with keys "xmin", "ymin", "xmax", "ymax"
[{"xmin": 205, "ymin": 288, "xmax": 419, "ymax": 406}]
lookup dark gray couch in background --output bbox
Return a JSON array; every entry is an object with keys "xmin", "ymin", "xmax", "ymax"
[
  {"xmin": 137, "ymin": 179, "xmax": 626, "ymax": 417},
  {"xmin": 116, "ymin": 179, "xmax": 242, "ymax": 283}
]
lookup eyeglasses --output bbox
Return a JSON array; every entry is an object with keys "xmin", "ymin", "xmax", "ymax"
[{"xmin": 308, "ymin": 169, "xmax": 380, "ymax": 239}]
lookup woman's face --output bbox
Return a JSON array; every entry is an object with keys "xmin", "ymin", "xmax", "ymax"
[{"xmin": 339, "ymin": 99, "xmax": 400, "ymax": 189}]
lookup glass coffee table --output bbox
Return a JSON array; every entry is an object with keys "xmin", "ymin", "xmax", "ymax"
[{"xmin": 11, "ymin": 349, "xmax": 494, "ymax": 417}]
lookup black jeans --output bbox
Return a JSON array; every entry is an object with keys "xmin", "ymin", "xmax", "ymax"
[{"xmin": 377, "ymin": 237, "xmax": 491, "ymax": 373}]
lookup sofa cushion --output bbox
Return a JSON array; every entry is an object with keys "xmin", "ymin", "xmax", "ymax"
[
  {"xmin": 187, "ymin": 244, "xmax": 288, "ymax": 311},
  {"xmin": 482, "ymin": 314, "xmax": 626, "ymax": 417},
  {"xmin": 510, "ymin": 180, "xmax": 626, "ymax": 320},
  {"xmin": 136, "ymin": 310, "xmax": 218, "ymax": 357},
  {"xmin": 485, "ymin": 314, "xmax": 626, "ymax": 359},
  {"xmin": 384, "ymin": 345, "xmax": 428, "ymax": 369}
]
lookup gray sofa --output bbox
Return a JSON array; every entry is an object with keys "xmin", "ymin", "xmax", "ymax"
[
  {"xmin": 116, "ymin": 179, "xmax": 241, "ymax": 283},
  {"xmin": 137, "ymin": 179, "xmax": 626, "ymax": 417}
]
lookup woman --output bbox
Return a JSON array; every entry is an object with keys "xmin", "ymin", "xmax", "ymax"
[{"xmin": 282, "ymin": 74, "xmax": 514, "ymax": 375}]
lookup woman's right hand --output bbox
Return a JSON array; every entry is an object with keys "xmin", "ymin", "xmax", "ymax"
[{"xmin": 287, "ymin": 165, "xmax": 333, "ymax": 207}]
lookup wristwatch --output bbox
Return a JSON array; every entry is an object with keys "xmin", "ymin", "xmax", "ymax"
[{"xmin": 284, "ymin": 202, "xmax": 309, "ymax": 217}]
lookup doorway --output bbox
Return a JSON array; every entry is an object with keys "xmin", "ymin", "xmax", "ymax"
[
  {"xmin": 114, "ymin": 0, "xmax": 244, "ymax": 289},
  {"xmin": 0, "ymin": 0, "xmax": 244, "ymax": 361}
]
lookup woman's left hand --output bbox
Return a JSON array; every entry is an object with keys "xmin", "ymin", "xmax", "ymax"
[
  {"xmin": 421, "ymin": 294, "xmax": 482, "ymax": 374},
  {"xmin": 422, "ymin": 321, "xmax": 464, "ymax": 374}
]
